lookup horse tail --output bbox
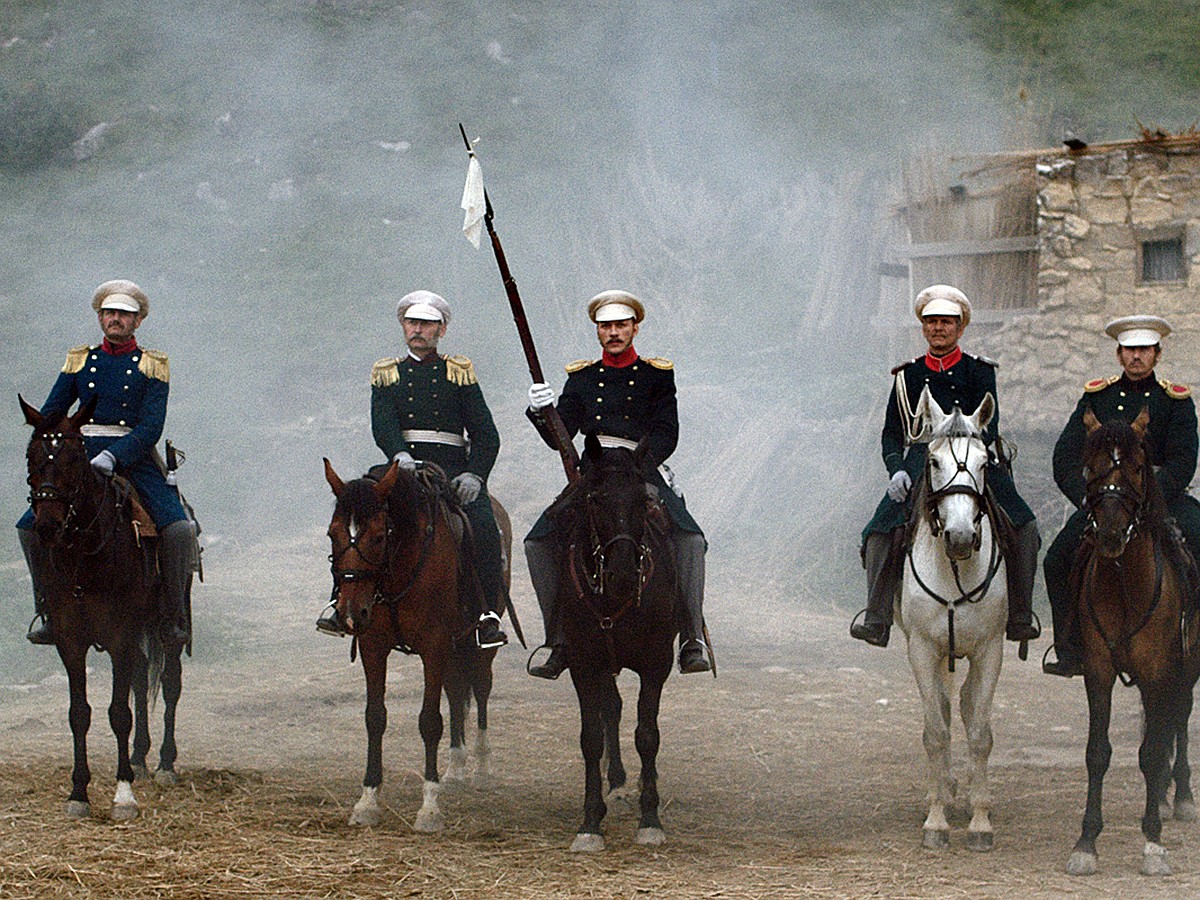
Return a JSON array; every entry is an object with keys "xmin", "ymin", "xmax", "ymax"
[{"xmin": 140, "ymin": 627, "xmax": 166, "ymax": 712}]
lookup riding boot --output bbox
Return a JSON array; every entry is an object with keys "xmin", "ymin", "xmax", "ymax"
[
  {"xmin": 316, "ymin": 603, "xmax": 346, "ymax": 636},
  {"xmin": 525, "ymin": 537, "xmax": 568, "ymax": 679},
  {"xmin": 158, "ymin": 520, "xmax": 195, "ymax": 645},
  {"xmin": 851, "ymin": 531, "xmax": 899, "ymax": 647},
  {"xmin": 465, "ymin": 494, "xmax": 507, "ymax": 649},
  {"xmin": 675, "ymin": 531, "xmax": 711, "ymax": 674},
  {"xmin": 19, "ymin": 528, "xmax": 54, "ymax": 645},
  {"xmin": 1042, "ymin": 529, "xmax": 1083, "ymax": 677},
  {"xmin": 1003, "ymin": 520, "xmax": 1042, "ymax": 642}
]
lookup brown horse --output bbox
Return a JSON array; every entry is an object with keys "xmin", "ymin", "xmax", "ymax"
[
  {"xmin": 1067, "ymin": 407, "xmax": 1200, "ymax": 876},
  {"xmin": 21, "ymin": 394, "xmax": 187, "ymax": 819},
  {"xmin": 547, "ymin": 432, "xmax": 679, "ymax": 851},
  {"xmin": 323, "ymin": 458, "xmax": 500, "ymax": 829}
]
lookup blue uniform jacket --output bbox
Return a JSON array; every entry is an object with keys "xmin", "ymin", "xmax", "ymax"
[{"xmin": 18, "ymin": 343, "xmax": 185, "ymax": 529}]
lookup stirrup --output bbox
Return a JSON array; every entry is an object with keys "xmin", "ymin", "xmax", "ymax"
[
  {"xmin": 527, "ymin": 645, "xmax": 568, "ymax": 679},
  {"xmin": 476, "ymin": 611, "xmax": 508, "ymax": 649},
  {"xmin": 26, "ymin": 614, "xmax": 54, "ymax": 646},
  {"xmin": 315, "ymin": 605, "xmax": 346, "ymax": 637},
  {"xmin": 849, "ymin": 608, "xmax": 890, "ymax": 647}
]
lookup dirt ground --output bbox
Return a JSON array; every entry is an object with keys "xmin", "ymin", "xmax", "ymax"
[{"xmin": 2, "ymin": 548, "xmax": 1200, "ymax": 899}]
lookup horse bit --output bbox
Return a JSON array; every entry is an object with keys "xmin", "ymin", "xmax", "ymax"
[{"xmin": 570, "ymin": 490, "xmax": 656, "ymax": 630}]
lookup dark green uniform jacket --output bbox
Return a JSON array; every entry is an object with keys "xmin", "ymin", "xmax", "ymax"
[
  {"xmin": 370, "ymin": 351, "xmax": 505, "ymax": 614},
  {"xmin": 862, "ymin": 350, "xmax": 1035, "ymax": 542},
  {"xmin": 371, "ymin": 353, "xmax": 499, "ymax": 481},
  {"xmin": 527, "ymin": 354, "xmax": 701, "ymax": 539}
]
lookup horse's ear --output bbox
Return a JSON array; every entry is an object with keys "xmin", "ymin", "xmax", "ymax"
[
  {"xmin": 67, "ymin": 395, "xmax": 98, "ymax": 432},
  {"xmin": 1082, "ymin": 407, "xmax": 1101, "ymax": 435},
  {"xmin": 1132, "ymin": 405, "xmax": 1150, "ymax": 437},
  {"xmin": 913, "ymin": 385, "xmax": 939, "ymax": 441},
  {"xmin": 323, "ymin": 458, "xmax": 345, "ymax": 496},
  {"xmin": 584, "ymin": 431, "xmax": 604, "ymax": 465},
  {"xmin": 973, "ymin": 392, "xmax": 995, "ymax": 432},
  {"xmin": 373, "ymin": 460, "xmax": 400, "ymax": 501},
  {"xmin": 19, "ymin": 394, "xmax": 43, "ymax": 429}
]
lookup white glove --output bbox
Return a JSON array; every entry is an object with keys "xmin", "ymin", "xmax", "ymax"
[
  {"xmin": 528, "ymin": 382, "xmax": 556, "ymax": 410},
  {"xmin": 392, "ymin": 451, "xmax": 417, "ymax": 471},
  {"xmin": 887, "ymin": 470, "xmax": 911, "ymax": 502},
  {"xmin": 450, "ymin": 472, "xmax": 483, "ymax": 505},
  {"xmin": 90, "ymin": 450, "xmax": 116, "ymax": 475}
]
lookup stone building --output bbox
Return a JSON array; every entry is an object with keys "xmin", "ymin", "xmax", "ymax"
[{"xmin": 880, "ymin": 133, "xmax": 1200, "ymax": 438}]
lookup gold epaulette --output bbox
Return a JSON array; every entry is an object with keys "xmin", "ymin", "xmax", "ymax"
[
  {"xmin": 371, "ymin": 357, "xmax": 400, "ymax": 388},
  {"xmin": 138, "ymin": 349, "xmax": 169, "ymax": 383},
  {"xmin": 644, "ymin": 356, "xmax": 673, "ymax": 370},
  {"xmin": 565, "ymin": 359, "xmax": 595, "ymax": 374},
  {"xmin": 1084, "ymin": 375, "xmax": 1119, "ymax": 393},
  {"xmin": 1160, "ymin": 378, "xmax": 1192, "ymax": 399},
  {"xmin": 444, "ymin": 355, "xmax": 477, "ymax": 386},
  {"xmin": 62, "ymin": 345, "xmax": 92, "ymax": 374}
]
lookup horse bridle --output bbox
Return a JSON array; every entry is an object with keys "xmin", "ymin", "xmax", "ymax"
[
  {"xmin": 27, "ymin": 430, "xmax": 113, "ymax": 555},
  {"xmin": 923, "ymin": 436, "xmax": 986, "ymax": 550},
  {"xmin": 910, "ymin": 435, "xmax": 1003, "ymax": 670},
  {"xmin": 327, "ymin": 484, "xmax": 437, "ymax": 644},
  {"xmin": 569, "ymin": 489, "xmax": 656, "ymax": 630},
  {"xmin": 1083, "ymin": 444, "xmax": 1148, "ymax": 542}
]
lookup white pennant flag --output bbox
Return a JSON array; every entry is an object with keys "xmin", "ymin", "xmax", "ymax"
[{"xmin": 461, "ymin": 154, "xmax": 485, "ymax": 248}]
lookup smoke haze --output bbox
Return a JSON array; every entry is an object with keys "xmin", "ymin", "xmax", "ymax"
[{"xmin": 0, "ymin": 1, "xmax": 1190, "ymax": 683}]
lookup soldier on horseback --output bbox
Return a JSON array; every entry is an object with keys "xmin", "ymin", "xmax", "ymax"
[
  {"xmin": 18, "ymin": 279, "xmax": 196, "ymax": 646},
  {"xmin": 316, "ymin": 289, "xmax": 507, "ymax": 649},
  {"xmin": 524, "ymin": 290, "xmax": 710, "ymax": 678},
  {"xmin": 850, "ymin": 284, "xmax": 1041, "ymax": 648},
  {"xmin": 1042, "ymin": 314, "xmax": 1200, "ymax": 677}
]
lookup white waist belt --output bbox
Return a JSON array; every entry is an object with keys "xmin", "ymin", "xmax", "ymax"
[
  {"xmin": 597, "ymin": 434, "xmax": 638, "ymax": 451},
  {"xmin": 596, "ymin": 434, "xmax": 683, "ymax": 497},
  {"xmin": 81, "ymin": 424, "xmax": 132, "ymax": 438},
  {"xmin": 402, "ymin": 429, "xmax": 467, "ymax": 447}
]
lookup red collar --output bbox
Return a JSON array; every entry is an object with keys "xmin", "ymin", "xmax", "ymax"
[
  {"xmin": 101, "ymin": 337, "xmax": 139, "ymax": 356},
  {"xmin": 602, "ymin": 346, "xmax": 638, "ymax": 368},
  {"xmin": 924, "ymin": 346, "xmax": 962, "ymax": 372}
]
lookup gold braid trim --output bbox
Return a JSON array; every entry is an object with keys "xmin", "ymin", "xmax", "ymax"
[
  {"xmin": 644, "ymin": 356, "xmax": 673, "ymax": 370},
  {"xmin": 565, "ymin": 359, "xmax": 595, "ymax": 373},
  {"xmin": 138, "ymin": 349, "xmax": 170, "ymax": 382},
  {"xmin": 62, "ymin": 345, "xmax": 92, "ymax": 374},
  {"xmin": 444, "ymin": 355, "xmax": 477, "ymax": 386},
  {"xmin": 1160, "ymin": 378, "xmax": 1192, "ymax": 399},
  {"xmin": 371, "ymin": 358, "xmax": 400, "ymax": 388}
]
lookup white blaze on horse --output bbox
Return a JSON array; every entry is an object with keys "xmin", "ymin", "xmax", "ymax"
[{"xmin": 896, "ymin": 386, "xmax": 1007, "ymax": 852}]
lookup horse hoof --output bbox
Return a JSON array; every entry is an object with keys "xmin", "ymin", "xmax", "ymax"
[
  {"xmin": 570, "ymin": 832, "xmax": 605, "ymax": 853},
  {"xmin": 1174, "ymin": 799, "xmax": 1199, "ymax": 822},
  {"xmin": 966, "ymin": 831, "xmax": 994, "ymax": 852},
  {"xmin": 65, "ymin": 800, "xmax": 91, "ymax": 819},
  {"xmin": 349, "ymin": 807, "xmax": 381, "ymax": 827},
  {"xmin": 154, "ymin": 769, "xmax": 178, "ymax": 788},
  {"xmin": 1142, "ymin": 843, "xmax": 1171, "ymax": 876},
  {"xmin": 636, "ymin": 827, "xmax": 666, "ymax": 846},
  {"xmin": 111, "ymin": 803, "xmax": 139, "ymax": 821},
  {"xmin": 922, "ymin": 829, "xmax": 950, "ymax": 850},
  {"xmin": 606, "ymin": 784, "xmax": 633, "ymax": 805},
  {"xmin": 1066, "ymin": 851, "xmax": 1097, "ymax": 876},
  {"xmin": 132, "ymin": 764, "xmax": 150, "ymax": 782},
  {"xmin": 413, "ymin": 810, "xmax": 444, "ymax": 833}
]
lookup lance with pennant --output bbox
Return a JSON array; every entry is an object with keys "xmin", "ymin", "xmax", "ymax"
[{"xmin": 459, "ymin": 124, "xmax": 580, "ymax": 483}]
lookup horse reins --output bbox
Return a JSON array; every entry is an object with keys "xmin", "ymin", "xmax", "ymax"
[
  {"xmin": 327, "ymin": 481, "xmax": 439, "ymax": 657},
  {"xmin": 909, "ymin": 435, "xmax": 1004, "ymax": 671},
  {"xmin": 1081, "ymin": 446, "xmax": 1162, "ymax": 686},
  {"xmin": 568, "ymin": 490, "xmax": 658, "ymax": 674}
]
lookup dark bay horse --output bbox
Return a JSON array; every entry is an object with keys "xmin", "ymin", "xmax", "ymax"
[
  {"xmin": 323, "ymin": 458, "xmax": 499, "ymax": 829},
  {"xmin": 548, "ymin": 433, "xmax": 679, "ymax": 851},
  {"xmin": 21, "ymin": 395, "xmax": 187, "ymax": 818},
  {"xmin": 1067, "ymin": 407, "xmax": 1200, "ymax": 876}
]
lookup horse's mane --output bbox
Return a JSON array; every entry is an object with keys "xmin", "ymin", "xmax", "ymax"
[
  {"xmin": 545, "ymin": 446, "xmax": 645, "ymax": 526},
  {"xmin": 336, "ymin": 467, "xmax": 425, "ymax": 539},
  {"xmin": 1084, "ymin": 418, "xmax": 1170, "ymax": 540},
  {"xmin": 929, "ymin": 407, "xmax": 979, "ymax": 441}
]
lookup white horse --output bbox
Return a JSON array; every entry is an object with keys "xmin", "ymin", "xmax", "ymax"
[{"xmin": 896, "ymin": 386, "xmax": 1007, "ymax": 851}]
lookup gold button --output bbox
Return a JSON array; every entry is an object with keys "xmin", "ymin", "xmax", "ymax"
[
  {"xmin": 89, "ymin": 367, "xmax": 96, "ymax": 372},
  {"xmin": 88, "ymin": 382, "xmax": 95, "ymax": 388},
  {"xmin": 1117, "ymin": 405, "xmax": 1124, "ymax": 411}
]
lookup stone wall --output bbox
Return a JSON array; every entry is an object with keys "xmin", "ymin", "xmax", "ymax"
[{"xmin": 990, "ymin": 142, "xmax": 1200, "ymax": 434}]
